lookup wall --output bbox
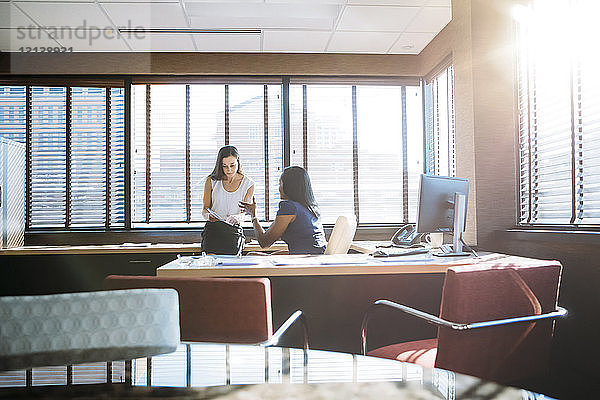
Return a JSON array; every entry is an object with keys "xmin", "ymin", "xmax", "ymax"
[
  {"xmin": 1, "ymin": 52, "xmax": 420, "ymax": 77},
  {"xmin": 421, "ymin": 1, "xmax": 597, "ymax": 397},
  {"xmin": 419, "ymin": 0, "xmax": 518, "ymax": 247}
]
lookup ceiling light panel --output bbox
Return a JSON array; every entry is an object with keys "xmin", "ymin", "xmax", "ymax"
[
  {"xmin": 192, "ymin": 33, "xmax": 260, "ymax": 52},
  {"xmin": 337, "ymin": 6, "xmax": 420, "ymax": 32},
  {"xmin": 15, "ymin": 2, "xmax": 113, "ymax": 28},
  {"xmin": 103, "ymin": 3, "xmax": 189, "ymax": 29},
  {"xmin": 263, "ymin": 30, "xmax": 331, "ymax": 52},
  {"xmin": 389, "ymin": 31, "xmax": 435, "ymax": 53},
  {"xmin": 328, "ymin": 31, "xmax": 399, "ymax": 53},
  {"xmin": 405, "ymin": 6, "xmax": 451, "ymax": 32},
  {"xmin": 186, "ymin": 2, "xmax": 340, "ymax": 30}
]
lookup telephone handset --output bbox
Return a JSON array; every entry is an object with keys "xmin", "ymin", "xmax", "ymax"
[{"xmin": 391, "ymin": 223, "xmax": 421, "ymax": 246}]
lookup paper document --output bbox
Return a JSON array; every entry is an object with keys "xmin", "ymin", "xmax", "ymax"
[{"xmin": 206, "ymin": 208, "xmax": 234, "ymax": 226}]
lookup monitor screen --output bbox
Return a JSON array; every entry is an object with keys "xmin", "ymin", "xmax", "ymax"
[{"xmin": 416, "ymin": 174, "xmax": 469, "ymax": 234}]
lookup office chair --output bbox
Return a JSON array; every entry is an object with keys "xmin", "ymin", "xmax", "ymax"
[
  {"xmin": 361, "ymin": 259, "xmax": 567, "ymax": 384},
  {"xmin": 325, "ymin": 215, "xmax": 357, "ymax": 255},
  {"xmin": 0, "ymin": 289, "xmax": 180, "ymax": 371},
  {"xmin": 104, "ymin": 275, "xmax": 308, "ymax": 350}
]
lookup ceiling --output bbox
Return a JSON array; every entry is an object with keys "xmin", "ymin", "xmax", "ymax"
[{"xmin": 0, "ymin": 0, "xmax": 451, "ymax": 54}]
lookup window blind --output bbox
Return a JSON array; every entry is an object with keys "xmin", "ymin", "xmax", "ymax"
[
  {"xmin": 70, "ymin": 87, "xmax": 107, "ymax": 227},
  {"xmin": 517, "ymin": 0, "xmax": 600, "ymax": 226},
  {"xmin": 132, "ymin": 83, "xmax": 283, "ymax": 225},
  {"xmin": 424, "ymin": 65, "xmax": 455, "ymax": 177},
  {"xmin": 290, "ymin": 83, "xmax": 426, "ymax": 225},
  {"xmin": 291, "ymin": 85, "xmax": 355, "ymax": 225},
  {"xmin": 0, "ymin": 84, "xmax": 124, "ymax": 229},
  {"xmin": 29, "ymin": 86, "xmax": 67, "ymax": 228}
]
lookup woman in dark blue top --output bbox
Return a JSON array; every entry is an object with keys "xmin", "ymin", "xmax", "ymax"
[{"xmin": 239, "ymin": 166, "xmax": 327, "ymax": 254}]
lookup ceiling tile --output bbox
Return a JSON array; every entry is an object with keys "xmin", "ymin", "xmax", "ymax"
[
  {"xmin": 186, "ymin": 3, "xmax": 340, "ymax": 30},
  {"xmin": 265, "ymin": 0, "xmax": 345, "ymax": 3},
  {"xmin": 389, "ymin": 31, "xmax": 435, "ymax": 53},
  {"xmin": 53, "ymin": 29, "xmax": 131, "ymax": 51},
  {"xmin": 1, "ymin": 3, "xmax": 35, "ymax": 28},
  {"xmin": 15, "ymin": 2, "xmax": 113, "ymax": 28},
  {"xmin": 15, "ymin": 0, "xmax": 94, "ymax": 2},
  {"xmin": 192, "ymin": 33, "xmax": 260, "ymax": 51},
  {"xmin": 103, "ymin": 3, "xmax": 188, "ymax": 29},
  {"xmin": 0, "ymin": 27, "xmax": 60, "ymax": 51},
  {"xmin": 101, "ymin": 0, "xmax": 178, "ymax": 2},
  {"xmin": 328, "ymin": 31, "xmax": 398, "ymax": 53},
  {"xmin": 127, "ymin": 33, "xmax": 195, "ymax": 51},
  {"xmin": 263, "ymin": 30, "xmax": 330, "ymax": 52},
  {"xmin": 405, "ymin": 6, "xmax": 450, "ymax": 32},
  {"xmin": 425, "ymin": 0, "xmax": 450, "ymax": 6},
  {"xmin": 337, "ymin": 6, "xmax": 420, "ymax": 32},
  {"xmin": 348, "ymin": 0, "xmax": 427, "ymax": 5}
]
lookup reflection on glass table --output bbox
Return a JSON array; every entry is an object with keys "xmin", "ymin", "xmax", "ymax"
[{"xmin": 0, "ymin": 342, "xmax": 550, "ymax": 399}]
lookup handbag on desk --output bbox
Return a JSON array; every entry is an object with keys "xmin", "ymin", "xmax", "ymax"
[{"xmin": 201, "ymin": 221, "xmax": 245, "ymax": 255}]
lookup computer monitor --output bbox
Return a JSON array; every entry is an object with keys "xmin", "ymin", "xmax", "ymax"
[{"xmin": 416, "ymin": 174, "xmax": 470, "ymax": 256}]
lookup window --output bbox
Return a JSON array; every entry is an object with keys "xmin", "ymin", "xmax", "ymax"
[
  {"xmin": 0, "ymin": 84, "xmax": 125, "ymax": 229},
  {"xmin": 289, "ymin": 82, "xmax": 424, "ymax": 224},
  {"xmin": 1, "ymin": 76, "xmax": 454, "ymax": 231},
  {"xmin": 424, "ymin": 63, "xmax": 455, "ymax": 177},
  {"xmin": 516, "ymin": 0, "xmax": 600, "ymax": 226},
  {"xmin": 131, "ymin": 83, "xmax": 283, "ymax": 225}
]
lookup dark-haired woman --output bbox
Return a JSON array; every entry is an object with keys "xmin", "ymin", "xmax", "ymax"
[
  {"xmin": 203, "ymin": 145, "xmax": 254, "ymax": 225},
  {"xmin": 239, "ymin": 166, "xmax": 326, "ymax": 255}
]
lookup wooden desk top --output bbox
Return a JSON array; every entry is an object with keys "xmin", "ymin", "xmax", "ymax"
[
  {"xmin": 157, "ymin": 252, "xmax": 509, "ymax": 277},
  {"xmin": 0, "ymin": 241, "xmax": 287, "ymax": 256}
]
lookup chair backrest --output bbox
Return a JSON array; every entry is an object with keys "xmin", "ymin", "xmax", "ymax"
[
  {"xmin": 325, "ymin": 215, "xmax": 357, "ymax": 255},
  {"xmin": 105, "ymin": 275, "xmax": 273, "ymax": 344},
  {"xmin": 434, "ymin": 259, "xmax": 562, "ymax": 383},
  {"xmin": 1, "ymin": 289, "xmax": 179, "ymax": 371}
]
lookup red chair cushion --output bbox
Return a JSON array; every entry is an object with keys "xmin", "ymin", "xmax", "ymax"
[{"xmin": 368, "ymin": 338, "xmax": 438, "ymax": 369}]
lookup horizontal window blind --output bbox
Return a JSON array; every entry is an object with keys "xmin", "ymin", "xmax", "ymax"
[
  {"xmin": 70, "ymin": 87, "xmax": 107, "ymax": 227},
  {"xmin": 30, "ymin": 86, "xmax": 67, "ymax": 228},
  {"xmin": 0, "ymin": 84, "xmax": 125, "ymax": 229},
  {"xmin": 290, "ymin": 84, "xmax": 427, "ymax": 225},
  {"xmin": 424, "ymin": 65, "xmax": 455, "ymax": 178},
  {"xmin": 132, "ymin": 83, "xmax": 283, "ymax": 225},
  {"xmin": 189, "ymin": 85, "xmax": 225, "ymax": 221},
  {"xmin": 109, "ymin": 88, "xmax": 126, "ymax": 227},
  {"xmin": 517, "ymin": 0, "xmax": 600, "ymax": 226}
]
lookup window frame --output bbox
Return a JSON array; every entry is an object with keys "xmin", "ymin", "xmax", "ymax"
[{"xmin": 1, "ymin": 74, "xmax": 452, "ymax": 234}]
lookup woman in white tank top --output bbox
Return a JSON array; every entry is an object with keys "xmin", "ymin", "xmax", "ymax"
[{"xmin": 202, "ymin": 146, "xmax": 255, "ymax": 225}]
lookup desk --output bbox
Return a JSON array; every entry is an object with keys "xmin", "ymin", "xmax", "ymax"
[
  {"xmin": 154, "ymin": 253, "xmax": 532, "ymax": 354},
  {"xmin": 157, "ymin": 252, "xmax": 504, "ymax": 277},
  {"xmin": 0, "ymin": 342, "xmax": 538, "ymax": 399}
]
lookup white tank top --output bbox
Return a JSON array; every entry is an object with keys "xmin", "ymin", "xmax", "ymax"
[{"xmin": 210, "ymin": 175, "xmax": 255, "ymax": 218}]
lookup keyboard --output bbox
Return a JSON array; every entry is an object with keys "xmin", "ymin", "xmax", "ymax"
[
  {"xmin": 350, "ymin": 241, "xmax": 429, "ymax": 257},
  {"xmin": 372, "ymin": 247, "xmax": 430, "ymax": 257}
]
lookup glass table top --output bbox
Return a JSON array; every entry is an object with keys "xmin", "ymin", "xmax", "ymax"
[{"xmin": 0, "ymin": 342, "xmax": 550, "ymax": 399}]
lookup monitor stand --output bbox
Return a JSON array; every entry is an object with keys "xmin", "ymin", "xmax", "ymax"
[{"xmin": 435, "ymin": 192, "xmax": 471, "ymax": 257}]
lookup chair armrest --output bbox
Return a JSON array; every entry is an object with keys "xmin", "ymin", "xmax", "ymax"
[
  {"xmin": 259, "ymin": 310, "xmax": 309, "ymax": 351},
  {"xmin": 361, "ymin": 299, "xmax": 567, "ymax": 355}
]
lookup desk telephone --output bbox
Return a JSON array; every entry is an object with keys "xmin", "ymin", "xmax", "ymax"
[{"xmin": 391, "ymin": 224, "xmax": 422, "ymax": 246}]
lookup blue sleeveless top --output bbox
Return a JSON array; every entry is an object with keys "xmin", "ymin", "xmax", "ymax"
[{"xmin": 277, "ymin": 200, "xmax": 327, "ymax": 255}]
